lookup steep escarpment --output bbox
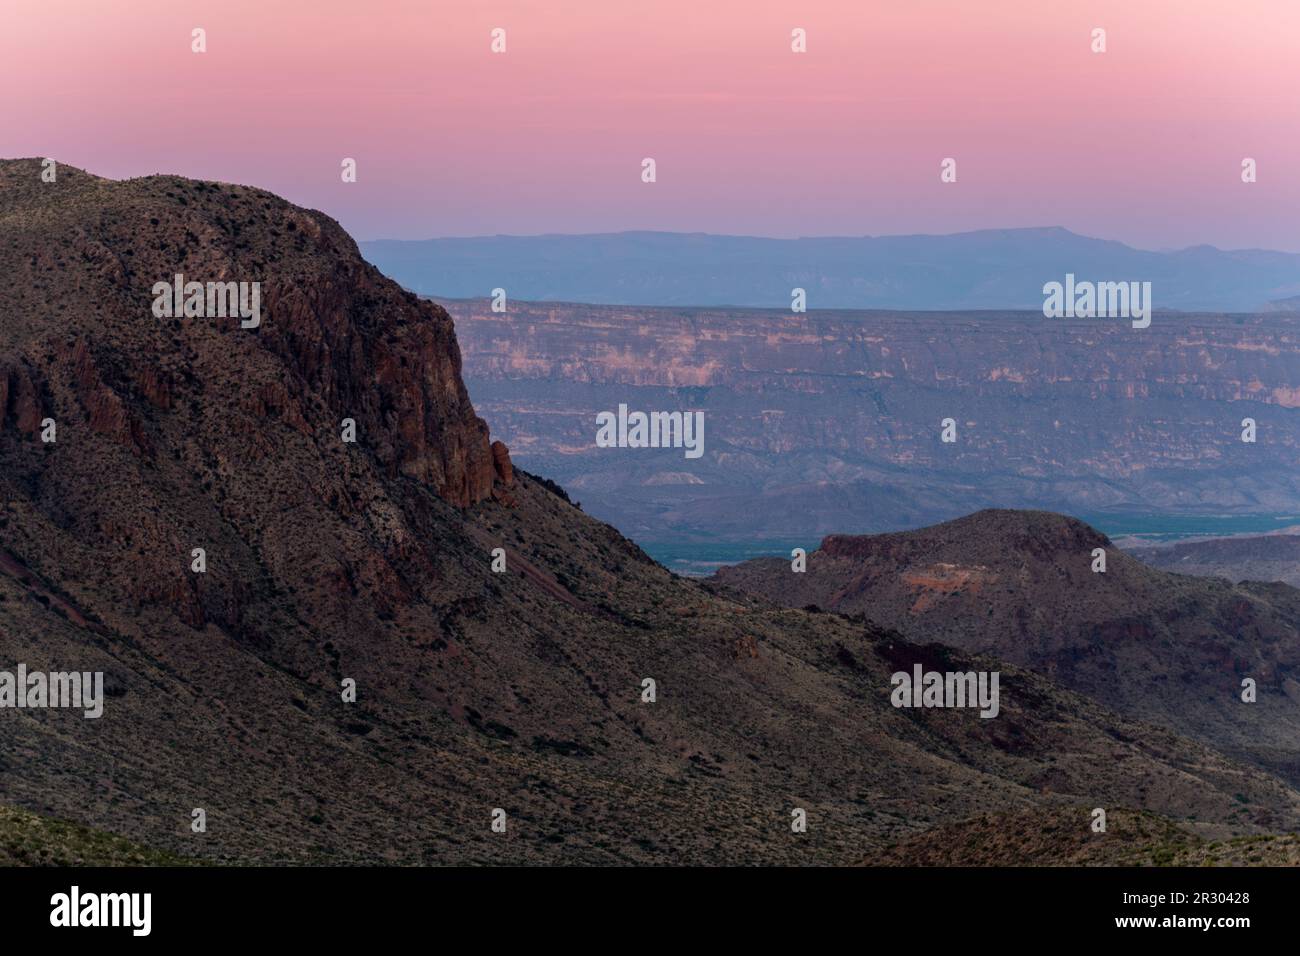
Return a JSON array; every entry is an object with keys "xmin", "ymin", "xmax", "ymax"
[
  {"xmin": 0, "ymin": 159, "xmax": 506, "ymax": 647},
  {"xmin": 444, "ymin": 297, "xmax": 1300, "ymax": 544},
  {"xmin": 0, "ymin": 160, "xmax": 497, "ymax": 507},
  {"xmin": 713, "ymin": 510, "xmax": 1300, "ymax": 785},
  {"xmin": 4, "ymin": 161, "xmax": 1300, "ymax": 865}
]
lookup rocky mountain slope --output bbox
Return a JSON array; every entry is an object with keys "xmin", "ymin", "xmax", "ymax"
[
  {"xmin": 444, "ymin": 297, "xmax": 1300, "ymax": 546},
  {"xmin": 713, "ymin": 510, "xmax": 1300, "ymax": 786},
  {"xmin": 0, "ymin": 804, "xmax": 194, "ymax": 866},
  {"xmin": 875, "ymin": 806, "xmax": 1300, "ymax": 867},
  {"xmin": 3, "ymin": 160, "xmax": 1299, "ymax": 864}
]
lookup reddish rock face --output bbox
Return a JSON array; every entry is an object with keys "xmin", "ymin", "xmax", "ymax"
[
  {"xmin": 257, "ymin": 270, "xmax": 496, "ymax": 507},
  {"xmin": 0, "ymin": 361, "xmax": 47, "ymax": 435},
  {"xmin": 490, "ymin": 440, "xmax": 517, "ymax": 505},
  {"xmin": 491, "ymin": 439, "xmax": 514, "ymax": 487},
  {"xmin": 70, "ymin": 338, "xmax": 153, "ymax": 457}
]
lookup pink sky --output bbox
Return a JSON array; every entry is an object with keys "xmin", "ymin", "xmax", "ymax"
[{"xmin": 3, "ymin": 0, "xmax": 1297, "ymax": 249}]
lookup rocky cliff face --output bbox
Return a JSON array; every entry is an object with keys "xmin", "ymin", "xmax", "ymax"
[
  {"xmin": 445, "ymin": 298, "xmax": 1300, "ymax": 543},
  {"xmin": 0, "ymin": 160, "xmax": 499, "ymax": 508}
]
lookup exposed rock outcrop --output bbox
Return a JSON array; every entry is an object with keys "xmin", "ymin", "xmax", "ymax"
[
  {"xmin": 0, "ymin": 158, "xmax": 497, "ymax": 508},
  {"xmin": 491, "ymin": 439, "xmax": 514, "ymax": 486}
]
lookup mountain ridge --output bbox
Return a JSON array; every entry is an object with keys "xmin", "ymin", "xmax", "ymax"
[
  {"xmin": 713, "ymin": 509, "xmax": 1300, "ymax": 786},
  {"xmin": 363, "ymin": 229, "xmax": 1300, "ymax": 312},
  {"xmin": 1127, "ymin": 534, "xmax": 1300, "ymax": 590}
]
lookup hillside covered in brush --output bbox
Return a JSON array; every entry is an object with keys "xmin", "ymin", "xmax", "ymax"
[{"xmin": 714, "ymin": 509, "xmax": 1300, "ymax": 785}]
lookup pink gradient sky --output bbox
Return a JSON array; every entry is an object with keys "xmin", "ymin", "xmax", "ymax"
[{"xmin": 3, "ymin": 0, "xmax": 1298, "ymax": 249}]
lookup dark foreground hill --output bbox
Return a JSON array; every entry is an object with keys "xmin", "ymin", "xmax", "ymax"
[
  {"xmin": 3, "ymin": 161, "xmax": 1299, "ymax": 864},
  {"xmin": 713, "ymin": 510, "xmax": 1300, "ymax": 786},
  {"xmin": 875, "ymin": 806, "xmax": 1300, "ymax": 867}
]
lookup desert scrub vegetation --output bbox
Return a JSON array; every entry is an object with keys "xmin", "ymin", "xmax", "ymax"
[{"xmin": 0, "ymin": 804, "xmax": 198, "ymax": 866}]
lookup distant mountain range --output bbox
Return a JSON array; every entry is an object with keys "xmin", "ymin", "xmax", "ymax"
[{"xmin": 363, "ymin": 229, "xmax": 1300, "ymax": 312}]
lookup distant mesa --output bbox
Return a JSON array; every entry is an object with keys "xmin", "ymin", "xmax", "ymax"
[
  {"xmin": 446, "ymin": 296, "xmax": 1300, "ymax": 546},
  {"xmin": 363, "ymin": 228, "xmax": 1300, "ymax": 312}
]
